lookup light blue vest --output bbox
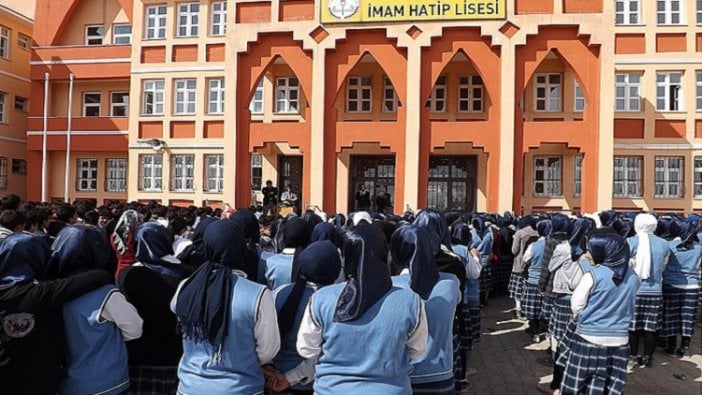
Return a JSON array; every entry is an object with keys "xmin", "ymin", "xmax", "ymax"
[
  {"xmin": 392, "ymin": 273, "xmax": 459, "ymax": 384},
  {"xmin": 576, "ymin": 266, "xmax": 640, "ymax": 339},
  {"xmin": 527, "ymin": 238, "xmax": 546, "ymax": 284},
  {"xmin": 61, "ymin": 284, "xmax": 130, "ymax": 395},
  {"xmin": 663, "ymin": 240, "xmax": 702, "ymax": 288},
  {"xmin": 256, "ymin": 247, "xmax": 271, "ymax": 284},
  {"xmin": 476, "ymin": 231, "xmax": 494, "ymax": 266},
  {"xmin": 177, "ymin": 275, "xmax": 267, "ymax": 395},
  {"xmin": 264, "ymin": 253, "xmax": 294, "ymax": 290},
  {"xmin": 451, "ymin": 244, "xmax": 481, "ymax": 306},
  {"xmin": 627, "ymin": 235, "xmax": 669, "ymax": 294},
  {"xmin": 311, "ymin": 283, "xmax": 421, "ymax": 395}
]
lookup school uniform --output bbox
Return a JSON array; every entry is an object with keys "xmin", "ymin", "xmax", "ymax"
[
  {"xmin": 264, "ymin": 249, "xmax": 295, "ymax": 290},
  {"xmin": 472, "ymin": 229, "xmax": 494, "ymax": 296},
  {"xmin": 521, "ymin": 238, "xmax": 546, "ymax": 322},
  {"xmin": 452, "ymin": 244, "xmax": 482, "ymax": 349},
  {"xmin": 627, "ymin": 234, "xmax": 669, "ymax": 332},
  {"xmin": 510, "ymin": 227, "xmax": 538, "ymax": 301},
  {"xmin": 662, "ymin": 240, "xmax": 702, "ymax": 338}
]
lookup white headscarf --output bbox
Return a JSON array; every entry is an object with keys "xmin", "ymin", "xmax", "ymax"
[
  {"xmin": 633, "ymin": 213, "xmax": 657, "ymax": 280},
  {"xmin": 352, "ymin": 211, "xmax": 372, "ymax": 226}
]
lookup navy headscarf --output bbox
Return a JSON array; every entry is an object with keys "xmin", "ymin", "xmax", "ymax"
[
  {"xmin": 230, "ymin": 209, "xmax": 262, "ymax": 280},
  {"xmin": 551, "ymin": 214, "xmax": 570, "ymax": 234},
  {"xmin": 587, "ymin": 230, "xmax": 630, "ymax": 285},
  {"xmin": 284, "ymin": 217, "xmax": 313, "ymax": 281},
  {"xmin": 655, "ymin": 218, "xmax": 672, "ymax": 240},
  {"xmin": 671, "ymin": 220, "xmax": 698, "ymax": 250},
  {"xmin": 414, "ymin": 209, "xmax": 452, "ymax": 252},
  {"xmin": 51, "ymin": 225, "xmax": 111, "ymax": 278},
  {"xmin": 451, "ymin": 222, "xmax": 473, "ymax": 246},
  {"xmin": 177, "ymin": 217, "xmax": 217, "ymax": 269},
  {"xmin": 311, "ymin": 222, "xmax": 341, "ymax": 248},
  {"xmin": 612, "ymin": 218, "xmax": 634, "ymax": 238},
  {"xmin": 471, "ymin": 216, "xmax": 486, "ymax": 238},
  {"xmin": 599, "ymin": 211, "xmax": 619, "ymax": 228},
  {"xmin": 334, "ymin": 226, "xmax": 392, "ymax": 322},
  {"xmin": 278, "ymin": 240, "xmax": 341, "ymax": 339},
  {"xmin": 0, "ymin": 233, "xmax": 50, "ymax": 290},
  {"xmin": 391, "ymin": 226, "xmax": 439, "ymax": 300},
  {"xmin": 135, "ymin": 222, "xmax": 185, "ymax": 279},
  {"xmin": 568, "ymin": 218, "xmax": 589, "ymax": 261},
  {"xmin": 332, "ymin": 214, "xmax": 346, "ymax": 230},
  {"xmin": 536, "ymin": 220, "xmax": 553, "ymax": 238}
]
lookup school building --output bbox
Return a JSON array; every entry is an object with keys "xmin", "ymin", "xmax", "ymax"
[{"xmin": 25, "ymin": 0, "xmax": 702, "ymax": 214}]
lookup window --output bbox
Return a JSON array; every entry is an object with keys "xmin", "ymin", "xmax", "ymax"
[
  {"xmin": 533, "ymin": 156, "xmax": 562, "ymax": 196},
  {"xmin": 534, "ymin": 73, "xmax": 562, "ymax": 112},
  {"xmin": 613, "ymin": 156, "xmax": 643, "ymax": 197},
  {"xmin": 250, "ymin": 80, "xmax": 264, "ymax": 114},
  {"xmin": 382, "ymin": 77, "xmax": 398, "ymax": 113},
  {"xmin": 76, "ymin": 159, "xmax": 98, "ymax": 192},
  {"xmin": 11, "ymin": 159, "xmax": 25, "ymax": 175},
  {"xmin": 276, "ymin": 77, "xmax": 300, "ymax": 113},
  {"xmin": 0, "ymin": 26, "xmax": 10, "ymax": 58},
  {"xmin": 17, "ymin": 33, "xmax": 29, "ymax": 50},
  {"xmin": 696, "ymin": 71, "xmax": 702, "ymax": 111},
  {"xmin": 139, "ymin": 154, "xmax": 162, "ymax": 191},
  {"xmin": 458, "ymin": 75, "xmax": 484, "ymax": 113},
  {"xmin": 83, "ymin": 93, "xmax": 101, "ymax": 117},
  {"xmin": 145, "ymin": 5, "xmax": 167, "ymax": 39},
  {"xmin": 657, "ymin": 0, "xmax": 683, "ymax": 25},
  {"xmin": 615, "ymin": 73, "xmax": 641, "ymax": 112},
  {"xmin": 105, "ymin": 158, "xmax": 127, "ymax": 192},
  {"xmin": 0, "ymin": 92, "xmax": 6, "ymax": 122},
  {"xmin": 346, "ymin": 76, "xmax": 372, "ymax": 113},
  {"xmin": 0, "ymin": 157, "xmax": 6, "ymax": 190},
  {"xmin": 656, "ymin": 72, "xmax": 683, "ymax": 112},
  {"xmin": 205, "ymin": 154, "xmax": 224, "ymax": 193},
  {"xmin": 574, "ymin": 81, "xmax": 586, "ymax": 112},
  {"xmin": 655, "ymin": 157, "xmax": 684, "ymax": 198},
  {"xmin": 142, "ymin": 79, "xmax": 165, "ymax": 115},
  {"xmin": 85, "ymin": 25, "xmax": 104, "ymax": 45},
  {"xmin": 177, "ymin": 3, "xmax": 200, "ymax": 37},
  {"xmin": 174, "ymin": 79, "xmax": 197, "ymax": 114},
  {"xmin": 171, "ymin": 154, "xmax": 195, "ymax": 192},
  {"xmin": 14, "ymin": 96, "xmax": 27, "ymax": 112},
  {"xmin": 695, "ymin": 157, "xmax": 702, "ymax": 198},
  {"xmin": 615, "ymin": 0, "xmax": 641, "ymax": 25},
  {"xmin": 110, "ymin": 92, "xmax": 129, "ymax": 117},
  {"xmin": 251, "ymin": 154, "xmax": 263, "ymax": 190},
  {"xmin": 211, "ymin": 1, "xmax": 227, "ymax": 35},
  {"xmin": 574, "ymin": 155, "xmax": 583, "ymax": 196},
  {"xmin": 426, "ymin": 76, "xmax": 447, "ymax": 113},
  {"xmin": 208, "ymin": 79, "xmax": 225, "ymax": 114},
  {"xmin": 113, "ymin": 24, "xmax": 132, "ymax": 44},
  {"xmin": 698, "ymin": 0, "xmax": 702, "ymax": 23}
]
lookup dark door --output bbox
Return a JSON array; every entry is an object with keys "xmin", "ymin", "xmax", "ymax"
[
  {"xmin": 349, "ymin": 155, "xmax": 395, "ymax": 213},
  {"xmin": 428, "ymin": 155, "xmax": 477, "ymax": 213},
  {"xmin": 278, "ymin": 156, "xmax": 303, "ymax": 207}
]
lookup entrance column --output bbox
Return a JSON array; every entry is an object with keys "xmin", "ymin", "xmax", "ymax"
[
  {"xmin": 309, "ymin": 47, "xmax": 326, "ymax": 210},
  {"xmin": 403, "ymin": 43, "xmax": 422, "ymax": 212},
  {"xmin": 595, "ymin": 32, "xmax": 615, "ymax": 211},
  {"xmin": 498, "ymin": 40, "xmax": 516, "ymax": 213}
]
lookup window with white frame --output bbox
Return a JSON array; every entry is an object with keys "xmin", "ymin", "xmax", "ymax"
[
  {"xmin": 0, "ymin": 92, "xmax": 6, "ymax": 122},
  {"xmin": 533, "ymin": 156, "xmax": 562, "ymax": 196},
  {"xmin": 694, "ymin": 157, "xmax": 702, "ymax": 198},
  {"xmin": 112, "ymin": 24, "xmax": 132, "ymax": 44},
  {"xmin": 171, "ymin": 154, "xmax": 195, "ymax": 192},
  {"xmin": 615, "ymin": 73, "xmax": 642, "ymax": 111},
  {"xmin": 654, "ymin": 156, "xmax": 684, "ymax": 198},
  {"xmin": 177, "ymin": 3, "xmax": 200, "ymax": 37},
  {"xmin": 276, "ymin": 77, "xmax": 300, "ymax": 114},
  {"xmin": 656, "ymin": 72, "xmax": 683, "ymax": 112},
  {"xmin": 105, "ymin": 158, "xmax": 127, "ymax": 192},
  {"xmin": 83, "ymin": 93, "xmax": 101, "ymax": 117},
  {"xmin": 251, "ymin": 154, "xmax": 263, "ymax": 190},
  {"xmin": 347, "ymin": 76, "xmax": 372, "ymax": 113},
  {"xmin": 249, "ymin": 80, "xmax": 264, "ymax": 114},
  {"xmin": 383, "ymin": 77, "xmax": 398, "ymax": 113},
  {"xmin": 145, "ymin": 5, "xmax": 167, "ymax": 39},
  {"xmin": 613, "ymin": 156, "xmax": 643, "ymax": 197},
  {"xmin": 14, "ymin": 96, "xmax": 27, "ymax": 112},
  {"xmin": 657, "ymin": 0, "xmax": 683, "ymax": 25},
  {"xmin": 534, "ymin": 73, "xmax": 562, "ymax": 112},
  {"xmin": 205, "ymin": 154, "xmax": 224, "ymax": 193},
  {"xmin": 574, "ymin": 81, "xmax": 586, "ymax": 113},
  {"xmin": 142, "ymin": 79, "xmax": 165, "ymax": 115},
  {"xmin": 139, "ymin": 154, "xmax": 162, "ymax": 191},
  {"xmin": 698, "ymin": 0, "xmax": 702, "ymax": 23},
  {"xmin": 174, "ymin": 79, "xmax": 197, "ymax": 114},
  {"xmin": 85, "ymin": 25, "xmax": 104, "ymax": 45},
  {"xmin": 211, "ymin": 1, "xmax": 227, "ymax": 36},
  {"xmin": 76, "ymin": 159, "xmax": 98, "ymax": 192},
  {"xmin": 0, "ymin": 26, "xmax": 8, "ymax": 59},
  {"xmin": 208, "ymin": 79, "xmax": 225, "ymax": 114},
  {"xmin": 696, "ymin": 71, "xmax": 702, "ymax": 111},
  {"xmin": 458, "ymin": 75, "xmax": 484, "ymax": 113},
  {"xmin": 574, "ymin": 155, "xmax": 583, "ymax": 196},
  {"xmin": 0, "ymin": 157, "xmax": 7, "ymax": 190},
  {"xmin": 17, "ymin": 33, "xmax": 29, "ymax": 50},
  {"xmin": 615, "ymin": 0, "xmax": 641, "ymax": 25},
  {"xmin": 426, "ymin": 76, "xmax": 447, "ymax": 112},
  {"xmin": 111, "ymin": 92, "xmax": 129, "ymax": 117}
]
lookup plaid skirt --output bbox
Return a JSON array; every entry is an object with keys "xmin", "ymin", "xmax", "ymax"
[
  {"xmin": 521, "ymin": 282, "xmax": 543, "ymax": 321},
  {"xmin": 508, "ymin": 272, "xmax": 524, "ymax": 300},
  {"xmin": 412, "ymin": 378, "xmax": 456, "ymax": 395},
  {"xmin": 559, "ymin": 334, "xmax": 629, "ymax": 395},
  {"xmin": 629, "ymin": 293, "xmax": 663, "ymax": 332},
  {"xmin": 549, "ymin": 296, "xmax": 573, "ymax": 345},
  {"xmin": 662, "ymin": 285, "xmax": 699, "ymax": 338},
  {"xmin": 479, "ymin": 265, "xmax": 493, "ymax": 294},
  {"xmin": 541, "ymin": 295, "xmax": 555, "ymax": 328},
  {"xmin": 462, "ymin": 305, "xmax": 481, "ymax": 348},
  {"xmin": 555, "ymin": 320, "xmax": 578, "ymax": 369},
  {"xmin": 453, "ymin": 334, "xmax": 465, "ymax": 388},
  {"xmin": 129, "ymin": 365, "xmax": 178, "ymax": 395}
]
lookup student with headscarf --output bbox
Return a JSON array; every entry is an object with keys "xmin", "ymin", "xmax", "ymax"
[
  {"xmin": 510, "ymin": 216, "xmax": 538, "ymax": 319},
  {"xmin": 264, "ymin": 216, "xmax": 312, "ymax": 290},
  {"xmin": 52, "ymin": 225, "xmax": 143, "ymax": 395},
  {"xmin": 310, "ymin": 222, "xmax": 342, "ymax": 248},
  {"xmin": 0, "ymin": 233, "xmax": 112, "ymax": 395},
  {"xmin": 172, "ymin": 220, "xmax": 280, "ymax": 394},
  {"xmin": 231, "ymin": 209, "xmax": 265, "ymax": 282},
  {"xmin": 392, "ymin": 226, "xmax": 461, "ymax": 394},
  {"xmin": 538, "ymin": 214, "xmax": 570, "ymax": 349},
  {"xmin": 470, "ymin": 216, "xmax": 494, "ymax": 305},
  {"xmin": 627, "ymin": 213, "xmax": 670, "ymax": 368},
  {"xmin": 558, "ymin": 231, "xmax": 639, "ymax": 395},
  {"xmin": 661, "ymin": 220, "xmax": 702, "ymax": 357},
  {"xmin": 118, "ymin": 222, "xmax": 186, "ymax": 394},
  {"xmin": 296, "ymin": 226, "xmax": 428, "ymax": 394},
  {"xmin": 110, "ymin": 209, "xmax": 143, "ymax": 279},
  {"xmin": 177, "ymin": 216, "xmax": 217, "ymax": 273},
  {"xmin": 267, "ymin": 240, "xmax": 342, "ymax": 394},
  {"xmin": 522, "ymin": 220, "xmax": 552, "ymax": 339}
]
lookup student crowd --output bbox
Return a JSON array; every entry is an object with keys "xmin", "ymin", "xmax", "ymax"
[{"xmin": 0, "ymin": 192, "xmax": 699, "ymax": 395}]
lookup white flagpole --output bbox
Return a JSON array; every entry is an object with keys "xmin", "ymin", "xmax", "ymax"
[
  {"xmin": 64, "ymin": 72, "xmax": 74, "ymax": 202},
  {"xmin": 41, "ymin": 72, "xmax": 49, "ymax": 202}
]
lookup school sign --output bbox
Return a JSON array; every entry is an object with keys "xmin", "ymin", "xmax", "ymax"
[{"xmin": 321, "ymin": 0, "xmax": 506, "ymax": 23}]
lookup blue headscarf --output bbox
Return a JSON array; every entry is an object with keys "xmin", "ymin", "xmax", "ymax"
[
  {"xmin": 671, "ymin": 220, "xmax": 698, "ymax": 250},
  {"xmin": 334, "ymin": 225, "xmax": 392, "ymax": 322},
  {"xmin": 471, "ymin": 216, "xmax": 486, "ymax": 237},
  {"xmin": 568, "ymin": 218, "xmax": 589, "ymax": 261},
  {"xmin": 551, "ymin": 214, "xmax": 569, "ymax": 234},
  {"xmin": 0, "ymin": 233, "xmax": 50, "ymax": 290},
  {"xmin": 284, "ymin": 217, "xmax": 313, "ymax": 281},
  {"xmin": 536, "ymin": 220, "xmax": 552, "ymax": 238},
  {"xmin": 612, "ymin": 218, "xmax": 634, "ymax": 238},
  {"xmin": 599, "ymin": 210, "xmax": 619, "ymax": 228},
  {"xmin": 135, "ymin": 222, "xmax": 185, "ymax": 279},
  {"xmin": 391, "ymin": 226, "xmax": 439, "ymax": 300},
  {"xmin": 451, "ymin": 222, "xmax": 473, "ymax": 246},
  {"xmin": 414, "ymin": 209, "xmax": 452, "ymax": 251},
  {"xmin": 655, "ymin": 218, "xmax": 672, "ymax": 240},
  {"xmin": 51, "ymin": 225, "xmax": 111, "ymax": 278},
  {"xmin": 230, "ymin": 209, "xmax": 262, "ymax": 281},
  {"xmin": 332, "ymin": 214, "xmax": 346, "ymax": 230},
  {"xmin": 311, "ymin": 222, "xmax": 341, "ymax": 248},
  {"xmin": 587, "ymin": 231, "xmax": 630, "ymax": 285}
]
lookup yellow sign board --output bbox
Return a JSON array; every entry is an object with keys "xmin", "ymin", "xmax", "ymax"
[{"xmin": 321, "ymin": 0, "xmax": 506, "ymax": 23}]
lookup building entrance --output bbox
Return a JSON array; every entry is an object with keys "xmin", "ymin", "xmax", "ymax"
[
  {"xmin": 349, "ymin": 155, "xmax": 395, "ymax": 213},
  {"xmin": 278, "ymin": 156, "xmax": 303, "ymax": 209},
  {"xmin": 428, "ymin": 155, "xmax": 477, "ymax": 212}
]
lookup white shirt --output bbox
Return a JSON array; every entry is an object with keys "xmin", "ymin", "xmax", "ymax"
[
  {"xmin": 571, "ymin": 272, "xmax": 628, "ymax": 347},
  {"xmin": 98, "ymin": 291, "xmax": 143, "ymax": 341}
]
